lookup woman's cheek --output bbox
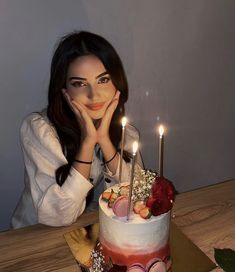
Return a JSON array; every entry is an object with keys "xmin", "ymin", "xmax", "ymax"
[
  {"xmin": 69, "ymin": 91, "xmax": 83, "ymax": 101},
  {"xmin": 103, "ymin": 88, "xmax": 116, "ymax": 99}
]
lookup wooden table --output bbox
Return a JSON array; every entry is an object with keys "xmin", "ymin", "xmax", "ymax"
[
  {"xmin": 0, "ymin": 212, "xmax": 98, "ymax": 272},
  {"xmin": 172, "ymin": 179, "xmax": 235, "ymax": 265},
  {"xmin": 0, "ymin": 179, "xmax": 234, "ymax": 272}
]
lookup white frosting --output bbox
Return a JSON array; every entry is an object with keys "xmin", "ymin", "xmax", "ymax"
[{"xmin": 99, "ymin": 184, "xmax": 170, "ymax": 253}]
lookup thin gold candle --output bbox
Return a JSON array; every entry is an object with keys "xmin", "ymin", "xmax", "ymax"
[
  {"xmin": 158, "ymin": 125, "xmax": 164, "ymax": 177},
  {"xmin": 127, "ymin": 141, "xmax": 138, "ymax": 220},
  {"xmin": 119, "ymin": 116, "xmax": 127, "ymax": 184}
]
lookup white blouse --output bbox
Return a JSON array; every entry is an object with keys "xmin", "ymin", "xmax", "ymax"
[{"xmin": 11, "ymin": 111, "xmax": 142, "ymax": 228}]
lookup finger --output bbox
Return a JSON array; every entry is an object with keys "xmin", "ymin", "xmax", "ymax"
[
  {"xmin": 72, "ymin": 100, "xmax": 94, "ymax": 126},
  {"xmin": 106, "ymin": 90, "xmax": 120, "ymax": 108},
  {"xmin": 105, "ymin": 90, "xmax": 120, "ymax": 115},
  {"xmin": 100, "ymin": 97, "xmax": 119, "ymax": 130},
  {"xmin": 111, "ymin": 90, "xmax": 120, "ymax": 105},
  {"xmin": 97, "ymin": 92, "xmax": 121, "ymax": 135},
  {"xmin": 114, "ymin": 90, "xmax": 121, "ymax": 100},
  {"xmin": 71, "ymin": 100, "xmax": 88, "ymax": 118},
  {"xmin": 62, "ymin": 90, "xmax": 84, "ymax": 122},
  {"xmin": 62, "ymin": 89, "xmax": 76, "ymax": 112}
]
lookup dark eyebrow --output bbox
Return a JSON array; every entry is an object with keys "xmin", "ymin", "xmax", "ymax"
[
  {"xmin": 96, "ymin": 71, "xmax": 109, "ymax": 79},
  {"xmin": 69, "ymin": 71, "xmax": 109, "ymax": 81},
  {"xmin": 69, "ymin": 76, "xmax": 86, "ymax": 81}
]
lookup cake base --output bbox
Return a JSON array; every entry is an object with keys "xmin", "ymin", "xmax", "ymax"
[{"xmin": 100, "ymin": 238, "xmax": 171, "ymax": 270}]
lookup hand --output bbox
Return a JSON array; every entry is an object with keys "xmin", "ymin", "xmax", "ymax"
[
  {"xmin": 62, "ymin": 89, "xmax": 97, "ymax": 145},
  {"xmin": 97, "ymin": 90, "xmax": 120, "ymax": 145}
]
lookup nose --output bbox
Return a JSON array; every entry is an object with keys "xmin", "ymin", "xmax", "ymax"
[{"xmin": 87, "ymin": 84, "xmax": 100, "ymax": 100}]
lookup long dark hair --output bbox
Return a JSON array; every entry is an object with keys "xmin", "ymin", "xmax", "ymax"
[{"xmin": 47, "ymin": 31, "xmax": 129, "ymax": 186}]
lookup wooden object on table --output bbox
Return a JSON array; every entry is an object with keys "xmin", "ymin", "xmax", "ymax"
[
  {"xmin": 0, "ymin": 211, "xmax": 98, "ymax": 272},
  {"xmin": 172, "ymin": 179, "xmax": 235, "ymax": 269},
  {"xmin": 64, "ymin": 223, "xmax": 99, "ymax": 268}
]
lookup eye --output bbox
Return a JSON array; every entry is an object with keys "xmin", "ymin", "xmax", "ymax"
[
  {"xmin": 98, "ymin": 76, "xmax": 110, "ymax": 84},
  {"xmin": 71, "ymin": 81, "xmax": 87, "ymax": 88}
]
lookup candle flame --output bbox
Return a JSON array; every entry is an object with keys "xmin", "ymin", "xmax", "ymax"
[
  {"xmin": 132, "ymin": 141, "xmax": 138, "ymax": 154},
  {"xmin": 121, "ymin": 116, "xmax": 127, "ymax": 127},
  {"xmin": 159, "ymin": 125, "xmax": 164, "ymax": 136}
]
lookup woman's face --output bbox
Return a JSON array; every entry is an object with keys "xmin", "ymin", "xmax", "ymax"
[{"xmin": 65, "ymin": 55, "xmax": 116, "ymax": 120}]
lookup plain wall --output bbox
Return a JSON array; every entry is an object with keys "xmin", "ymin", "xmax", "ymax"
[{"xmin": 0, "ymin": 0, "xmax": 235, "ymax": 230}]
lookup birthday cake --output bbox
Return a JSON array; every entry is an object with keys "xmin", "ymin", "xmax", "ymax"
[{"xmin": 98, "ymin": 169, "xmax": 175, "ymax": 272}]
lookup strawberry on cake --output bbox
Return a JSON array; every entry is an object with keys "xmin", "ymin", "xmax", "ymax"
[{"xmin": 98, "ymin": 168, "xmax": 175, "ymax": 272}]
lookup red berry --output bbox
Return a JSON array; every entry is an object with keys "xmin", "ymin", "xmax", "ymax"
[
  {"xmin": 146, "ymin": 196, "xmax": 156, "ymax": 209},
  {"xmin": 152, "ymin": 177, "xmax": 175, "ymax": 202},
  {"xmin": 151, "ymin": 197, "xmax": 172, "ymax": 216}
]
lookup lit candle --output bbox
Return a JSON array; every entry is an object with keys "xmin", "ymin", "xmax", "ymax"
[
  {"xmin": 158, "ymin": 125, "xmax": 164, "ymax": 177},
  {"xmin": 127, "ymin": 141, "xmax": 138, "ymax": 220},
  {"xmin": 119, "ymin": 116, "xmax": 127, "ymax": 184}
]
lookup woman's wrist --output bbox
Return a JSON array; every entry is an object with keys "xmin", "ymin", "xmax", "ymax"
[
  {"xmin": 75, "ymin": 138, "xmax": 96, "ymax": 162},
  {"xmin": 82, "ymin": 137, "xmax": 97, "ymax": 148},
  {"xmin": 101, "ymin": 151, "xmax": 118, "ymax": 166},
  {"xmin": 98, "ymin": 135, "xmax": 111, "ymax": 147}
]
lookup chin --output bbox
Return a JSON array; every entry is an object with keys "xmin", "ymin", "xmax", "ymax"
[{"xmin": 89, "ymin": 110, "xmax": 105, "ymax": 120}]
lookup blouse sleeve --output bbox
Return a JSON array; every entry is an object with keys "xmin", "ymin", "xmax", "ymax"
[
  {"xmin": 103, "ymin": 124, "xmax": 143, "ymax": 188},
  {"xmin": 20, "ymin": 113, "xmax": 93, "ymax": 226}
]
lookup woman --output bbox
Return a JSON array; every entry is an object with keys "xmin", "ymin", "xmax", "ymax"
[{"xmin": 12, "ymin": 31, "xmax": 142, "ymax": 228}]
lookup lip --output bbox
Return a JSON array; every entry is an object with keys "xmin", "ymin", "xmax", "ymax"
[{"xmin": 86, "ymin": 102, "xmax": 105, "ymax": 111}]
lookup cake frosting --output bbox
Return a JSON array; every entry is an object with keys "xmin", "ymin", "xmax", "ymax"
[
  {"xmin": 97, "ymin": 171, "xmax": 175, "ymax": 272},
  {"xmin": 99, "ymin": 186, "xmax": 171, "ymax": 268}
]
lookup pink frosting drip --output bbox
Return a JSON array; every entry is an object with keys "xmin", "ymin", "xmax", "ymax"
[{"xmin": 100, "ymin": 237, "xmax": 170, "ymax": 268}]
